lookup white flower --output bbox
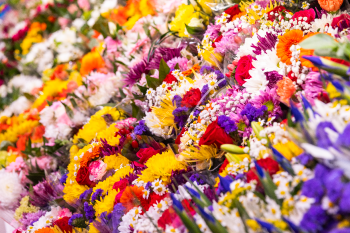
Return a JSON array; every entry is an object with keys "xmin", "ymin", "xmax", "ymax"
[
  {"xmin": 0, "ymin": 169, "xmax": 24, "ymax": 208},
  {"xmin": 0, "ymin": 96, "xmax": 32, "ymax": 117},
  {"xmin": 243, "ymin": 68, "xmax": 269, "ymax": 95}
]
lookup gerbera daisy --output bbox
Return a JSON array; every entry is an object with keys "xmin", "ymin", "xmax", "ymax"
[
  {"xmin": 250, "ymin": 87, "xmax": 283, "ymax": 118},
  {"xmin": 276, "ymin": 29, "xmax": 304, "ymax": 65}
]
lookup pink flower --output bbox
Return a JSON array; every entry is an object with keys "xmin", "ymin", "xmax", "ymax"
[
  {"xmin": 303, "ymin": 72, "xmax": 326, "ymax": 104},
  {"xmin": 291, "ymin": 9, "xmax": 315, "ymax": 25},
  {"xmin": 104, "ymin": 37, "xmax": 120, "ymax": 53},
  {"xmin": 6, "ymin": 157, "xmax": 29, "ymax": 184},
  {"xmin": 31, "ymin": 156, "xmax": 57, "ymax": 171},
  {"xmin": 58, "ymin": 208, "xmax": 72, "ymax": 218},
  {"xmin": 88, "ymin": 160, "xmax": 107, "ymax": 182},
  {"xmin": 115, "ymin": 118, "xmax": 137, "ymax": 129},
  {"xmin": 77, "ymin": 0, "xmax": 90, "ymax": 11},
  {"xmin": 58, "ymin": 17, "xmax": 70, "ymax": 29},
  {"xmin": 68, "ymin": 4, "xmax": 79, "ymax": 14},
  {"xmin": 167, "ymin": 57, "xmax": 188, "ymax": 71}
]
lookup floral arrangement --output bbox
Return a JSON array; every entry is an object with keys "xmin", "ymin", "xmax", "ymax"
[{"xmin": 1, "ymin": 0, "xmax": 350, "ymax": 233}]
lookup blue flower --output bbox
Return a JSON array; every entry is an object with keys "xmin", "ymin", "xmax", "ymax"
[
  {"xmin": 325, "ymin": 169, "xmax": 345, "ymax": 203},
  {"xmin": 79, "ymin": 188, "xmax": 93, "ymax": 201},
  {"xmin": 173, "ymin": 106, "xmax": 189, "ymax": 128},
  {"xmin": 91, "ymin": 189, "xmax": 103, "ymax": 203},
  {"xmin": 84, "ymin": 202, "xmax": 95, "ymax": 223},
  {"xmin": 337, "ymin": 123, "xmax": 350, "ymax": 147},
  {"xmin": 59, "ymin": 173, "xmax": 68, "ymax": 184},
  {"xmin": 339, "ymin": 183, "xmax": 350, "ymax": 214},
  {"xmin": 134, "ymin": 120, "xmax": 149, "ymax": 135},
  {"xmin": 240, "ymin": 103, "xmax": 267, "ymax": 122},
  {"xmin": 301, "ymin": 178, "xmax": 324, "ymax": 203},
  {"xmin": 297, "ymin": 153, "xmax": 314, "ymax": 166},
  {"xmin": 217, "ymin": 115, "xmax": 238, "ymax": 134},
  {"xmin": 316, "ymin": 122, "xmax": 337, "ymax": 149},
  {"xmin": 112, "ymin": 203, "xmax": 125, "ymax": 233},
  {"xmin": 300, "ymin": 205, "xmax": 329, "ymax": 233}
]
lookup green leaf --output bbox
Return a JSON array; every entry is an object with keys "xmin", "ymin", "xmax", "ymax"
[
  {"xmin": 70, "ymin": 98, "xmax": 78, "ymax": 109},
  {"xmin": 61, "ymin": 102, "xmax": 74, "ymax": 119},
  {"xmin": 23, "ymin": 93, "xmax": 35, "ymax": 101},
  {"xmin": 174, "ymin": 63, "xmax": 180, "ymax": 70},
  {"xmin": 137, "ymin": 85, "xmax": 148, "ymax": 95},
  {"xmin": 146, "ymin": 75, "xmax": 161, "ymax": 89},
  {"xmin": 158, "ymin": 58, "xmax": 170, "ymax": 83},
  {"xmin": 173, "ymin": 207, "xmax": 202, "ymax": 233},
  {"xmin": 98, "ymin": 103, "xmax": 116, "ymax": 107},
  {"xmin": 299, "ymin": 33, "xmax": 338, "ymax": 51},
  {"xmin": 92, "ymin": 16, "xmax": 110, "ymax": 38},
  {"xmin": 131, "ymin": 102, "xmax": 144, "ymax": 120},
  {"xmin": 182, "ymin": 175, "xmax": 212, "ymax": 207},
  {"xmin": 119, "ymin": 88, "xmax": 126, "ymax": 98}
]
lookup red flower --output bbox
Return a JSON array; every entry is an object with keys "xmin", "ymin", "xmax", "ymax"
[
  {"xmin": 246, "ymin": 157, "xmax": 280, "ymax": 184},
  {"xmin": 113, "ymin": 179, "xmax": 129, "ymax": 203},
  {"xmin": 267, "ymin": 6, "xmax": 290, "ymax": 21},
  {"xmin": 181, "ymin": 88, "xmax": 201, "ymax": 108},
  {"xmin": 235, "ymin": 55, "xmax": 254, "ymax": 86},
  {"xmin": 120, "ymin": 186, "xmax": 147, "ymax": 212},
  {"xmin": 291, "ymin": 9, "xmax": 315, "ymax": 25},
  {"xmin": 199, "ymin": 120, "xmax": 233, "ymax": 147},
  {"xmin": 158, "ymin": 208, "xmax": 177, "ymax": 230},
  {"xmin": 76, "ymin": 167, "xmax": 95, "ymax": 187},
  {"xmin": 136, "ymin": 147, "xmax": 160, "ymax": 165},
  {"xmin": 331, "ymin": 13, "xmax": 350, "ymax": 30},
  {"xmin": 175, "ymin": 127, "xmax": 187, "ymax": 144},
  {"xmin": 329, "ymin": 57, "xmax": 350, "ymax": 67},
  {"xmin": 212, "ymin": 35, "xmax": 223, "ymax": 48},
  {"xmin": 224, "ymin": 5, "xmax": 242, "ymax": 21},
  {"xmin": 53, "ymin": 217, "xmax": 72, "ymax": 233},
  {"xmin": 219, "ymin": 159, "xmax": 229, "ymax": 173},
  {"xmin": 163, "ymin": 73, "xmax": 178, "ymax": 84}
]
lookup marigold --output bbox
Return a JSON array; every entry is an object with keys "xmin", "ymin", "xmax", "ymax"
[
  {"xmin": 276, "ymin": 77, "xmax": 296, "ymax": 105},
  {"xmin": 80, "ymin": 51, "xmax": 105, "ymax": 77},
  {"xmin": 276, "ymin": 29, "xmax": 304, "ymax": 65}
]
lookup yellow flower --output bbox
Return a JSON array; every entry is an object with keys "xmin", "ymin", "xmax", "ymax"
[
  {"xmin": 0, "ymin": 116, "xmax": 39, "ymax": 144},
  {"xmin": 246, "ymin": 219, "xmax": 261, "ymax": 231},
  {"xmin": 200, "ymin": 48, "xmax": 223, "ymax": 68},
  {"xmin": 88, "ymin": 223, "xmax": 100, "ymax": 233},
  {"xmin": 103, "ymin": 154, "xmax": 130, "ymax": 171},
  {"xmin": 170, "ymin": 4, "xmax": 203, "ymax": 37},
  {"xmin": 151, "ymin": 95, "xmax": 177, "ymax": 134},
  {"xmin": 327, "ymin": 82, "xmax": 341, "ymax": 99},
  {"xmin": 94, "ymin": 189, "xmax": 118, "ymax": 216},
  {"xmin": 73, "ymin": 107, "xmax": 125, "ymax": 144},
  {"xmin": 180, "ymin": 144, "xmax": 219, "ymax": 170},
  {"xmin": 273, "ymin": 140, "xmax": 303, "ymax": 160},
  {"xmin": 14, "ymin": 196, "xmax": 39, "ymax": 221},
  {"xmin": 93, "ymin": 165, "xmax": 132, "ymax": 196},
  {"xmin": 137, "ymin": 149, "xmax": 187, "ymax": 185}
]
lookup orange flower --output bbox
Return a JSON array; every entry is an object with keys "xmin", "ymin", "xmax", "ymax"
[
  {"xmin": 182, "ymin": 64, "xmax": 201, "ymax": 76},
  {"xmin": 34, "ymin": 227, "xmax": 55, "ymax": 233},
  {"xmin": 120, "ymin": 186, "xmax": 146, "ymax": 212},
  {"xmin": 276, "ymin": 77, "xmax": 296, "ymax": 105},
  {"xmin": 276, "ymin": 29, "xmax": 304, "ymax": 65},
  {"xmin": 80, "ymin": 51, "xmax": 105, "ymax": 77},
  {"xmin": 80, "ymin": 145, "xmax": 101, "ymax": 167},
  {"xmin": 318, "ymin": 0, "xmax": 343, "ymax": 12},
  {"xmin": 110, "ymin": 7, "xmax": 128, "ymax": 25},
  {"xmin": 31, "ymin": 125, "xmax": 45, "ymax": 142}
]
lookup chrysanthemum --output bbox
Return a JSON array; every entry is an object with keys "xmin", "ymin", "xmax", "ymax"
[
  {"xmin": 0, "ymin": 169, "xmax": 24, "ymax": 208},
  {"xmin": 276, "ymin": 29, "xmax": 304, "ymax": 65},
  {"xmin": 124, "ymin": 58, "xmax": 148, "ymax": 86},
  {"xmin": 180, "ymin": 144, "xmax": 218, "ymax": 170},
  {"xmin": 147, "ymin": 47, "xmax": 183, "ymax": 71},
  {"xmin": 250, "ymin": 87, "xmax": 283, "ymax": 118},
  {"xmin": 94, "ymin": 189, "xmax": 118, "ymax": 216},
  {"xmin": 137, "ymin": 150, "xmax": 187, "ymax": 185},
  {"xmin": 150, "ymin": 95, "xmax": 177, "ymax": 134}
]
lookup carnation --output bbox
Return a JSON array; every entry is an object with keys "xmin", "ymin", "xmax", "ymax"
[{"xmin": 0, "ymin": 169, "xmax": 25, "ymax": 208}]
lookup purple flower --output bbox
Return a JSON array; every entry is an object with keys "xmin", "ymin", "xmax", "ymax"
[
  {"xmin": 264, "ymin": 71, "xmax": 283, "ymax": 89},
  {"xmin": 203, "ymin": 24, "xmax": 221, "ymax": 40},
  {"xmin": 147, "ymin": 47, "xmax": 183, "ymax": 71},
  {"xmin": 193, "ymin": 109, "xmax": 201, "ymax": 117},
  {"xmin": 134, "ymin": 120, "xmax": 149, "ymax": 135},
  {"xmin": 30, "ymin": 180, "xmax": 60, "ymax": 207},
  {"xmin": 125, "ymin": 59, "xmax": 148, "ymax": 86},
  {"xmin": 167, "ymin": 57, "xmax": 188, "ymax": 71},
  {"xmin": 300, "ymin": 205, "xmax": 329, "ymax": 233},
  {"xmin": 316, "ymin": 122, "xmax": 337, "ymax": 149},
  {"xmin": 100, "ymin": 138, "xmax": 119, "ymax": 157},
  {"xmin": 301, "ymin": 178, "xmax": 324, "ymax": 203},
  {"xmin": 240, "ymin": 103, "xmax": 267, "ymax": 122},
  {"xmin": 337, "ymin": 123, "xmax": 350, "ymax": 147},
  {"xmin": 325, "ymin": 169, "xmax": 345, "ymax": 203},
  {"xmin": 189, "ymin": 173, "xmax": 206, "ymax": 185},
  {"xmin": 297, "ymin": 153, "xmax": 314, "ymax": 166},
  {"xmin": 172, "ymin": 95, "xmax": 182, "ymax": 107},
  {"xmin": 329, "ymin": 228, "xmax": 350, "ymax": 233},
  {"xmin": 252, "ymin": 32, "xmax": 278, "ymax": 55},
  {"xmin": 91, "ymin": 189, "xmax": 103, "ymax": 203},
  {"xmin": 304, "ymin": 72, "xmax": 324, "ymax": 104},
  {"xmin": 315, "ymin": 163, "xmax": 331, "ymax": 182},
  {"xmin": 68, "ymin": 213, "xmax": 86, "ymax": 228},
  {"xmin": 200, "ymin": 65, "xmax": 215, "ymax": 74},
  {"xmin": 20, "ymin": 210, "xmax": 46, "ymax": 228},
  {"xmin": 173, "ymin": 107, "xmax": 189, "ymax": 128},
  {"xmin": 112, "ymin": 203, "xmax": 125, "ymax": 233},
  {"xmin": 218, "ymin": 115, "xmax": 238, "ymax": 134},
  {"xmin": 339, "ymin": 183, "xmax": 350, "ymax": 213},
  {"xmin": 84, "ymin": 202, "xmax": 95, "ymax": 223},
  {"xmin": 60, "ymin": 173, "xmax": 68, "ymax": 184},
  {"xmin": 214, "ymin": 70, "xmax": 227, "ymax": 88},
  {"xmin": 200, "ymin": 84, "xmax": 209, "ymax": 104},
  {"xmin": 79, "ymin": 188, "xmax": 93, "ymax": 201}
]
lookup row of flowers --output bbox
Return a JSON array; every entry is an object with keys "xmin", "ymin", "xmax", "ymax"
[{"xmin": 1, "ymin": 0, "xmax": 350, "ymax": 233}]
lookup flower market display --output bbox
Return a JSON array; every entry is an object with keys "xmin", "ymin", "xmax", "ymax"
[{"xmin": 2, "ymin": 0, "xmax": 350, "ymax": 232}]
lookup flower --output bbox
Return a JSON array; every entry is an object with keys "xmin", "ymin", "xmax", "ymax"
[
  {"xmin": 240, "ymin": 103, "xmax": 267, "ymax": 122},
  {"xmin": 76, "ymin": 166, "xmax": 95, "ymax": 187},
  {"xmin": 246, "ymin": 157, "xmax": 280, "ymax": 184},
  {"xmin": 120, "ymin": 186, "xmax": 146, "ymax": 212},
  {"xmin": 266, "ymin": 6, "xmax": 289, "ymax": 21},
  {"xmin": 163, "ymin": 73, "xmax": 178, "ymax": 84},
  {"xmin": 181, "ymin": 88, "xmax": 201, "ymax": 108},
  {"xmin": 199, "ymin": 120, "xmax": 233, "ymax": 147},
  {"xmin": 88, "ymin": 160, "xmax": 107, "ymax": 182},
  {"xmin": 134, "ymin": 120, "xmax": 149, "ymax": 135},
  {"xmin": 0, "ymin": 169, "xmax": 24, "ymax": 208},
  {"xmin": 147, "ymin": 47, "xmax": 183, "ymax": 71},
  {"xmin": 52, "ymin": 216, "xmax": 72, "ymax": 233},
  {"xmin": 136, "ymin": 147, "xmax": 160, "ymax": 165},
  {"xmin": 276, "ymin": 77, "xmax": 296, "ymax": 104},
  {"xmin": 291, "ymin": 9, "xmax": 316, "ymax": 25},
  {"xmin": 170, "ymin": 4, "xmax": 203, "ymax": 37},
  {"xmin": 276, "ymin": 30, "xmax": 304, "ymax": 65},
  {"xmin": 300, "ymin": 205, "xmax": 329, "ymax": 232},
  {"xmin": 217, "ymin": 115, "xmax": 238, "ymax": 134},
  {"xmin": 80, "ymin": 51, "xmax": 105, "ymax": 77},
  {"xmin": 235, "ymin": 55, "xmax": 255, "ymax": 85},
  {"xmin": 332, "ymin": 13, "xmax": 350, "ymax": 31},
  {"xmin": 318, "ymin": 0, "xmax": 343, "ymax": 12},
  {"xmin": 224, "ymin": 5, "xmax": 242, "ymax": 21},
  {"xmin": 264, "ymin": 71, "xmax": 283, "ymax": 89},
  {"xmin": 125, "ymin": 58, "xmax": 148, "ymax": 86}
]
